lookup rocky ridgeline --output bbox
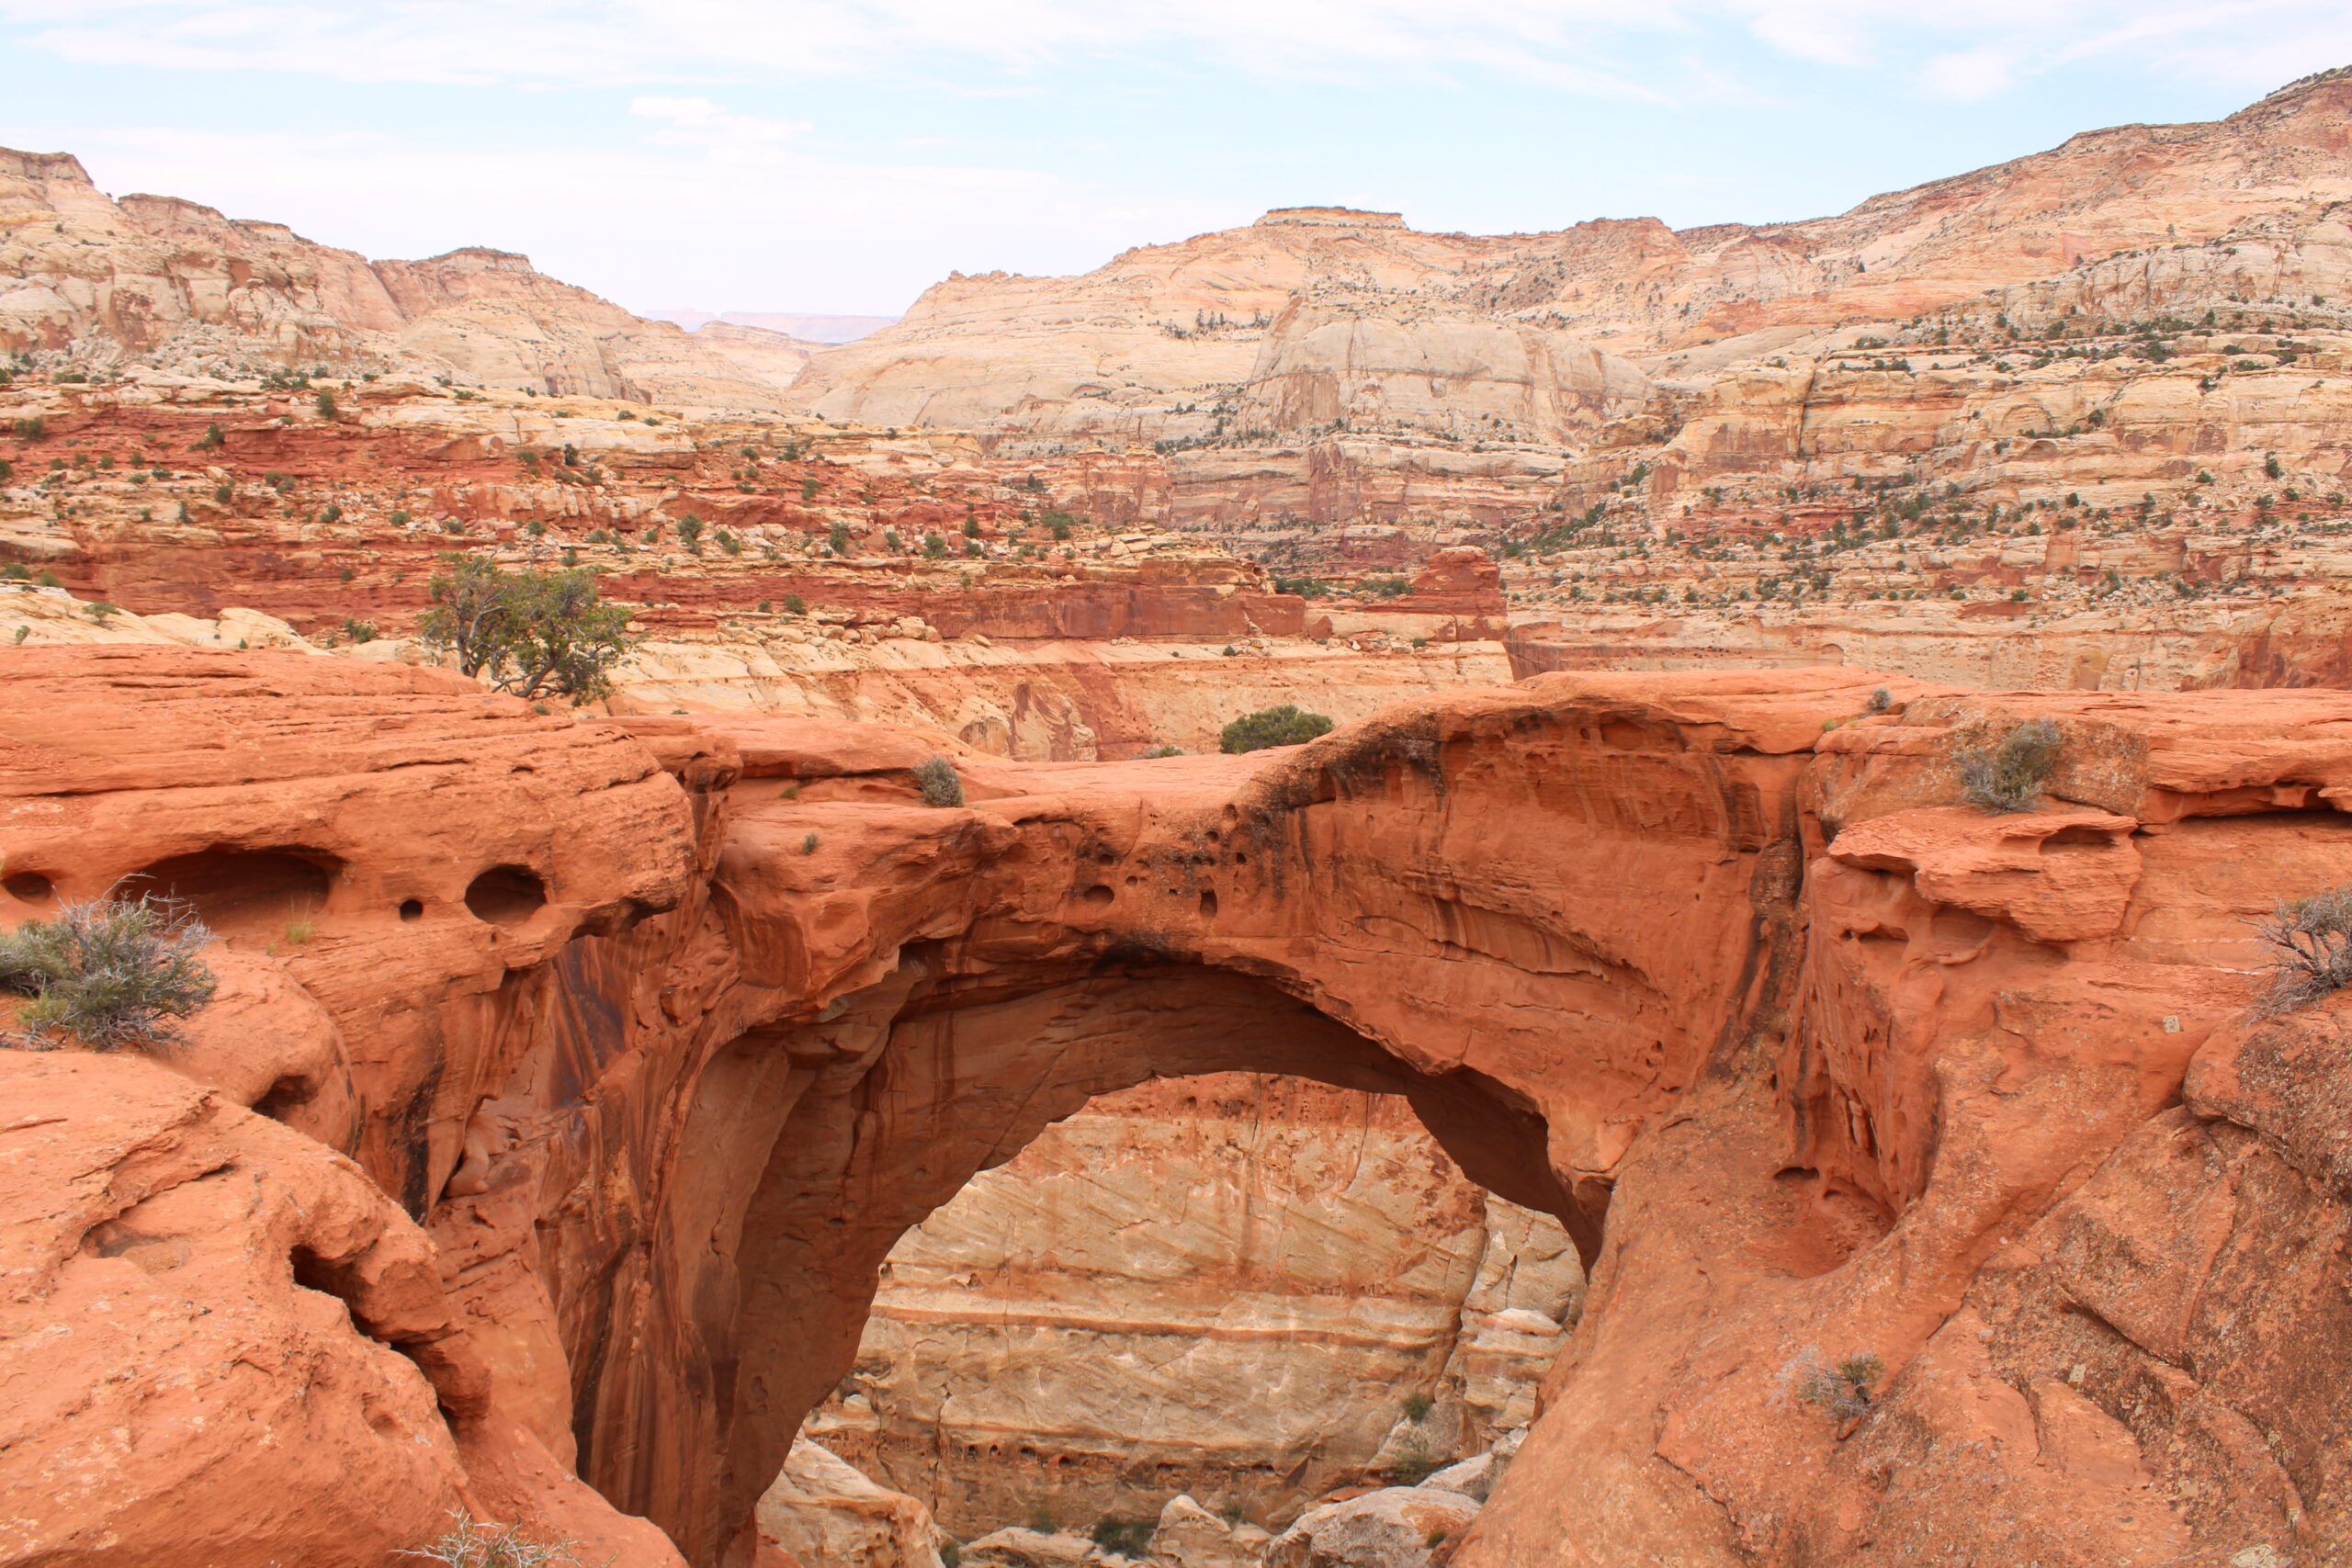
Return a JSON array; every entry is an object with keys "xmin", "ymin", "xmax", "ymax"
[
  {"xmin": 786, "ymin": 74, "xmax": 2352, "ymax": 543},
  {"xmin": 0, "ymin": 148, "xmax": 810, "ymax": 407}
]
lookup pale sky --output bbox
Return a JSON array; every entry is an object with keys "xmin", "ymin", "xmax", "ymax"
[{"xmin": 3, "ymin": 2, "xmax": 2348, "ymax": 318}]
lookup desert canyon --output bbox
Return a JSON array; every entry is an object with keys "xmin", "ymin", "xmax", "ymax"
[{"xmin": 5, "ymin": 62, "xmax": 2352, "ymax": 1568}]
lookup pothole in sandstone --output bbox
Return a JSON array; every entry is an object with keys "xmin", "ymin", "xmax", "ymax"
[{"xmin": 766, "ymin": 1071, "xmax": 1582, "ymax": 1563}]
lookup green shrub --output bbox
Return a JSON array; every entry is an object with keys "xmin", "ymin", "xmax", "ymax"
[
  {"xmin": 1090, "ymin": 1517, "xmax": 1154, "ymax": 1559},
  {"xmin": 2254, "ymin": 882, "xmax": 2352, "ymax": 1012},
  {"xmin": 1220, "ymin": 705, "xmax": 1335, "ymax": 754},
  {"xmin": 0, "ymin": 896, "xmax": 218, "ymax": 1053},
  {"xmin": 418, "ymin": 554, "xmax": 639, "ymax": 704},
  {"xmin": 784, "ymin": 593, "xmax": 806, "ymax": 615},
  {"xmin": 1956, "ymin": 717, "xmax": 2061, "ymax": 814},
  {"xmin": 914, "ymin": 757, "xmax": 965, "ymax": 807},
  {"xmin": 1796, "ymin": 1353, "xmax": 1884, "ymax": 1421},
  {"xmin": 1401, "ymin": 1393, "xmax": 1433, "ymax": 1422}
]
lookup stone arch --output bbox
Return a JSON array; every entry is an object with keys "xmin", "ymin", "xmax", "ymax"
[{"xmin": 610, "ymin": 961, "xmax": 1576, "ymax": 1566}]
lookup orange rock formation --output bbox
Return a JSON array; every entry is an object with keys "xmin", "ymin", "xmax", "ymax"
[{"xmin": 6, "ymin": 647, "xmax": 2349, "ymax": 1566}]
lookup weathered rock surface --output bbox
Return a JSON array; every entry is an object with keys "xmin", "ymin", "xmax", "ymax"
[
  {"xmin": 811, "ymin": 1073, "xmax": 1578, "ymax": 1535},
  {"xmin": 8, "ymin": 649, "xmax": 2352, "ymax": 1568},
  {"xmin": 1266, "ymin": 1487, "xmax": 1479, "ymax": 1568},
  {"xmin": 753, "ymin": 1438, "xmax": 944, "ymax": 1568}
]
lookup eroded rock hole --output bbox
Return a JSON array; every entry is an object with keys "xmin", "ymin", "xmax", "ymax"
[
  {"xmin": 464, "ymin": 865, "xmax": 546, "ymax": 926},
  {"xmin": 129, "ymin": 847, "xmax": 336, "ymax": 935},
  {"xmin": 1081, "ymin": 884, "xmax": 1115, "ymax": 907},
  {"xmin": 254, "ymin": 1074, "xmax": 316, "ymax": 1121},
  {"xmin": 1199, "ymin": 888, "xmax": 1219, "ymax": 919},
  {"xmin": 763, "ymin": 1072, "xmax": 1581, "ymax": 1562},
  {"xmin": 3, "ymin": 870, "xmax": 53, "ymax": 904},
  {"xmin": 398, "ymin": 898, "xmax": 424, "ymax": 922}
]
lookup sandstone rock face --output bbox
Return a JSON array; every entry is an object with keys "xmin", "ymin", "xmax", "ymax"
[
  {"xmin": 10, "ymin": 649, "xmax": 2352, "ymax": 1568},
  {"xmin": 754, "ymin": 1438, "xmax": 944, "ymax": 1568},
  {"xmin": 1267, "ymin": 1487, "xmax": 1480, "ymax": 1568},
  {"xmin": 0, "ymin": 150, "xmax": 781, "ymax": 407},
  {"xmin": 0, "ymin": 1051, "xmax": 470, "ymax": 1568},
  {"xmin": 1146, "ymin": 1495, "xmax": 1272, "ymax": 1568},
  {"xmin": 811, "ymin": 1073, "xmax": 1578, "ymax": 1536}
]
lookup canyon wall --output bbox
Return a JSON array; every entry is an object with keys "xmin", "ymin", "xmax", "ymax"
[
  {"xmin": 811, "ymin": 1072, "xmax": 1579, "ymax": 1538},
  {"xmin": 782, "ymin": 72, "xmax": 2352, "ymax": 536},
  {"xmin": 8, "ymin": 649, "xmax": 2352, "ymax": 1568}
]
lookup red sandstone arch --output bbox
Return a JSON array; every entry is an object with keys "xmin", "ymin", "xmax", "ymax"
[{"xmin": 12, "ymin": 652, "xmax": 2352, "ymax": 1568}]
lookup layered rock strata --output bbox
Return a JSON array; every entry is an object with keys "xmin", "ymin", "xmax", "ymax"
[
  {"xmin": 6, "ymin": 649, "xmax": 2352, "ymax": 1568},
  {"xmin": 811, "ymin": 1073, "xmax": 1578, "ymax": 1537}
]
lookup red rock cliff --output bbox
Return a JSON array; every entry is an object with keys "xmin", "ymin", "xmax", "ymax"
[{"xmin": 4, "ymin": 649, "xmax": 2350, "ymax": 1566}]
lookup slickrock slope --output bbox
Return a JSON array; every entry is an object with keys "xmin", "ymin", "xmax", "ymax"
[
  {"xmin": 813, "ymin": 1073, "xmax": 1578, "ymax": 1536},
  {"xmin": 0, "ymin": 150, "xmax": 782, "ymax": 409},
  {"xmin": 8, "ymin": 649, "xmax": 2352, "ymax": 1568}
]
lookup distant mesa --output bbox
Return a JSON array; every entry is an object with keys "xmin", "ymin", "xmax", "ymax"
[
  {"xmin": 1255, "ymin": 206, "xmax": 1408, "ymax": 229},
  {"xmin": 644, "ymin": 310, "xmax": 899, "ymax": 344}
]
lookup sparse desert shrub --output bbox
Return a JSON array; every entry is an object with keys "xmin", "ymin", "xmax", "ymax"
[
  {"xmin": 1795, "ymin": 1352, "xmax": 1884, "ymax": 1421},
  {"xmin": 1401, "ymin": 1393, "xmax": 1433, "ymax": 1422},
  {"xmin": 0, "ymin": 896, "xmax": 217, "ymax": 1053},
  {"xmin": 1865, "ymin": 686, "xmax": 1893, "ymax": 714},
  {"xmin": 396, "ymin": 1510, "xmax": 609, "ymax": 1568},
  {"xmin": 1956, "ymin": 716, "xmax": 2061, "ymax": 813},
  {"xmin": 1090, "ymin": 1517, "xmax": 1155, "ymax": 1559},
  {"xmin": 1385, "ymin": 1437, "xmax": 1441, "ymax": 1485},
  {"xmin": 1220, "ymin": 705, "xmax": 1335, "ymax": 754},
  {"xmin": 915, "ymin": 757, "xmax": 965, "ymax": 807},
  {"xmin": 2252, "ymin": 881, "xmax": 2352, "ymax": 1012},
  {"xmin": 1148, "ymin": 745, "xmax": 1184, "ymax": 758}
]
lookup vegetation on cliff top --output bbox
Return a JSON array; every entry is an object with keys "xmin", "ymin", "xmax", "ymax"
[
  {"xmin": 0, "ymin": 895, "xmax": 217, "ymax": 1053},
  {"xmin": 2255, "ymin": 882, "xmax": 2352, "ymax": 1012},
  {"xmin": 1220, "ymin": 705, "xmax": 1335, "ymax": 754},
  {"xmin": 1957, "ymin": 717, "xmax": 2063, "ymax": 814},
  {"xmin": 419, "ymin": 554, "xmax": 639, "ymax": 705}
]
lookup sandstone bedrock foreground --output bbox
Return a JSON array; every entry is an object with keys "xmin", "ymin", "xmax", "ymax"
[{"xmin": 1, "ymin": 647, "xmax": 2346, "ymax": 1566}]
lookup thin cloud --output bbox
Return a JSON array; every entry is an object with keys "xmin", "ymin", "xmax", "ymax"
[{"xmin": 12, "ymin": 0, "xmax": 2335, "ymax": 92}]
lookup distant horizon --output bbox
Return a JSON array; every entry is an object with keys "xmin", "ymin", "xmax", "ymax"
[{"xmin": 4, "ymin": 5, "xmax": 2348, "ymax": 317}]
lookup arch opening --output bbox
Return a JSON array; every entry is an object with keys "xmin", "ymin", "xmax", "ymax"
[
  {"xmin": 793, "ymin": 1067, "xmax": 1585, "ymax": 1554},
  {"xmin": 624, "ymin": 961, "xmax": 1584, "ymax": 1567}
]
